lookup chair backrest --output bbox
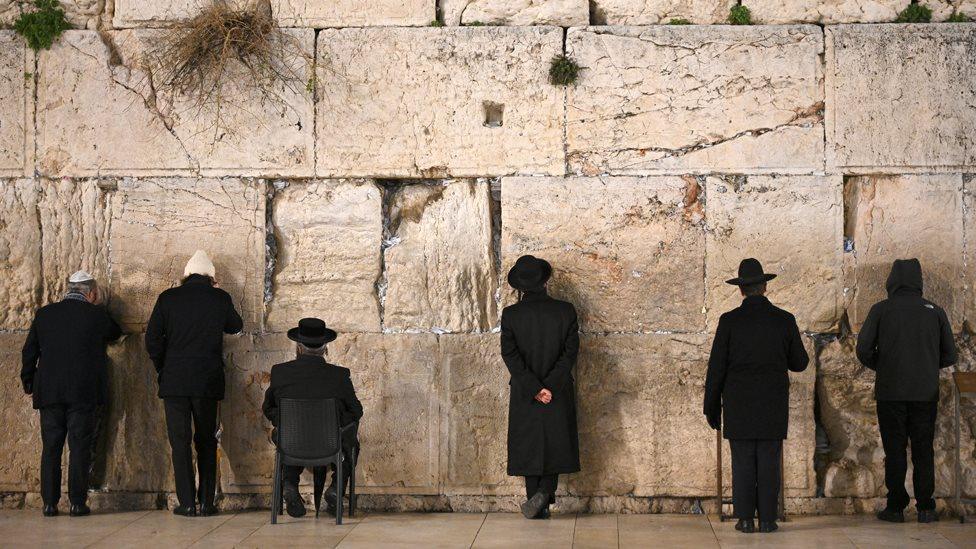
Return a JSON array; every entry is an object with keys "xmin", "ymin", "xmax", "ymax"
[{"xmin": 277, "ymin": 398, "xmax": 341, "ymax": 460}]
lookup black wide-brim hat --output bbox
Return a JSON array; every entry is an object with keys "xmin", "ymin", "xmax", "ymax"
[
  {"xmin": 725, "ymin": 258, "xmax": 777, "ymax": 286},
  {"xmin": 287, "ymin": 317, "xmax": 338, "ymax": 346},
  {"xmin": 507, "ymin": 255, "xmax": 553, "ymax": 291}
]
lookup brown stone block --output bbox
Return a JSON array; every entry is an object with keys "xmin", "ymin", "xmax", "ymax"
[
  {"xmin": 0, "ymin": 179, "xmax": 41, "ymax": 330},
  {"xmin": 0, "ymin": 332, "xmax": 41, "ymax": 491},
  {"xmin": 0, "ymin": 32, "xmax": 30, "ymax": 177}
]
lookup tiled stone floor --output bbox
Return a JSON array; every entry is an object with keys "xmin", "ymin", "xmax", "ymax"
[{"xmin": 1, "ymin": 510, "xmax": 975, "ymax": 548}]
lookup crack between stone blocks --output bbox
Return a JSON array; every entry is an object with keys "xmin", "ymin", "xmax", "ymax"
[
  {"xmin": 30, "ymin": 48, "xmax": 38, "ymax": 177},
  {"xmin": 311, "ymin": 28, "xmax": 319, "ymax": 174},
  {"xmin": 263, "ymin": 180, "xmax": 285, "ymax": 311}
]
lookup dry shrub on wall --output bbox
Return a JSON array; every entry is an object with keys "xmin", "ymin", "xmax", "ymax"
[{"xmin": 144, "ymin": 0, "xmax": 311, "ymax": 142}]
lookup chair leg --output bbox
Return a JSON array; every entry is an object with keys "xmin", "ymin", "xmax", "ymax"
[
  {"xmin": 271, "ymin": 452, "xmax": 281, "ymax": 525},
  {"xmin": 335, "ymin": 457, "xmax": 344, "ymax": 526},
  {"xmin": 349, "ymin": 449, "xmax": 357, "ymax": 518},
  {"xmin": 313, "ymin": 467, "xmax": 325, "ymax": 519}
]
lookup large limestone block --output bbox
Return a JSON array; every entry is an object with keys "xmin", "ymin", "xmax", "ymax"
[
  {"xmin": 747, "ymin": 0, "xmax": 909, "ymax": 23},
  {"xmin": 384, "ymin": 181, "xmax": 498, "ymax": 333},
  {"xmin": 591, "ymin": 0, "xmax": 737, "ymax": 24},
  {"xmin": 96, "ymin": 336, "xmax": 174, "ymax": 492},
  {"xmin": 329, "ymin": 334, "xmax": 441, "ymax": 493},
  {"xmin": 566, "ymin": 26, "xmax": 825, "ymax": 176},
  {"xmin": 930, "ymin": 1, "xmax": 976, "ymax": 21},
  {"xmin": 37, "ymin": 179, "xmax": 113, "ymax": 305},
  {"xmin": 706, "ymin": 175, "xmax": 843, "ymax": 333},
  {"xmin": 442, "ymin": 0, "xmax": 588, "ymax": 25},
  {"xmin": 966, "ymin": 176, "xmax": 976, "ymax": 331},
  {"xmin": 37, "ymin": 30, "xmax": 314, "ymax": 177},
  {"xmin": 845, "ymin": 175, "xmax": 963, "ymax": 333},
  {"xmin": 219, "ymin": 334, "xmax": 292, "ymax": 493},
  {"xmin": 113, "ymin": 0, "xmax": 432, "ymax": 27},
  {"xmin": 0, "ymin": 333, "xmax": 41, "ymax": 491},
  {"xmin": 266, "ymin": 180, "xmax": 382, "ymax": 334},
  {"xmin": 316, "ymin": 27, "xmax": 564, "ymax": 178},
  {"xmin": 826, "ymin": 25, "xmax": 976, "ymax": 172},
  {"xmin": 502, "ymin": 176, "xmax": 705, "ymax": 333},
  {"xmin": 440, "ymin": 334, "xmax": 522, "ymax": 495},
  {"xmin": 0, "ymin": 179, "xmax": 41, "ymax": 330},
  {"xmin": 0, "ymin": 32, "xmax": 30, "ymax": 177},
  {"xmin": 107, "ymin": 178, "xmax": 265, "ymax": 333}
]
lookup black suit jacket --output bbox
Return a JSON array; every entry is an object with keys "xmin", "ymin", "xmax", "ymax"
[
  {"xmin": 262, "ymin": 355, "xmax": 363, "ymax": 447},
  {"xmin": 21, "ymin": 298, "xmax": 122, "ymax": 409},
  {"xmin": 704, "ymin": 295, "xmax": 808, "ymax": 440},
  {"xmin": 145, "ymin": 275, "xmax": 243, "ymax": 400}
]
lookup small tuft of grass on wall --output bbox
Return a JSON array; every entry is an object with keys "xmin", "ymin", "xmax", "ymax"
[
  {"xmin": 668, "ymin": 18, "xmax": 692, "ymax": 25},
  {"xmin": 429, "ymin": 19, "xmax": 444, "ymax": 27},
  {"xmin": 895, "ymin": 3, "xmax": 932, "ymax": 23},
  {"xmin": 549, "ymin": 54, "xmax": 580, "ymax": 86},
  {"xmin": 727, "ymin": 5, "xmax": 752, "ymax": 25},
  {"xmin": 14, "ymin": 0, "xmax": 71, "ymax": 51},
  {"xmin": 946, "ymin": 10, "xmax": 971, "ymax": 22}
]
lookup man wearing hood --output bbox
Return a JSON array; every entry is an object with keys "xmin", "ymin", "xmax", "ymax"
[{"xmin": 856, "ymin": 258, "xmax": 957, "ymax": 523}]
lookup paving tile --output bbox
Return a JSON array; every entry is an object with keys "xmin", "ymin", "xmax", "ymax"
[
  {"xmin": 618, "ymin": 514, "xmax": 718, "ymax": 547},
  {"xmin": 841, "ymin": 519, "xmax": 956, "ymax": 549},
  {"xmin": 0, "ymin": 510, "xmax": 149, "ymax": 548},
  {"xmin": 188, "ymin": 511, "xmax": 269, "ymax": 548},
  {"xmin": 574, "ymin": 513, "xmax": 619, "ymax": 548},
  {"xmin": 472, "ymin": 512, "xmax": 576, "ymax": 548},
  {"xmin": 338, "ymin": 512, "xmax": 485, "ymax": 548},
  {"xmin": 86, "ymin": 510, "xmax": 234, "ymax": 548},
  {"xmin": 238, "ymin": 513, "xmax": 363, "ymax": 548},
  {"xmin": 711, "ymin": 515, "xmax": 855, "ymax": 548}
]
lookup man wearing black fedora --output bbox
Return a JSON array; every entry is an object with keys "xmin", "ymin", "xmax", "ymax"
[
  {"xmin": 501, "ymin": 255, "xmax": 580, "ymax": 519},
  {"xmin": 262, "ymin": 318, "xmax": 363, "ymax": 518},
  {"xmin": 704, "ymin": 258, "xmax": 808, "ymax": 534}
]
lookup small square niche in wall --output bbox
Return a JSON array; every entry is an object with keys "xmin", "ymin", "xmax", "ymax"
[{"xmin": 483, "ymin": 101, "xmax": 504, "ymax": 128}]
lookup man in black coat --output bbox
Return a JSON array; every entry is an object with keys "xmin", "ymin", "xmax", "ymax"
[
  {"xmin": 704, "ymin": 258, "xmax": 808, "ymax": 534},
  {"xmin": 262, "ymin": 318, "xmax": 362, "ymax": 518},
  {"xmin": 21, "ymin": 270, "xmax": 122, "ymax": 517},
  {"xmin": 501, "ymin": 255, "xmax": 580, "ymax": 520},
  {"xmin": 145, "ymin": 250, "xmax": 243, "ymax": 517},
  {"xmin": 855, "ymin": 258, "xmax": 957, "ymax": 524}
]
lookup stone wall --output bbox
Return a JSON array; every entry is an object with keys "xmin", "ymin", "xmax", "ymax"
[{"xmin": 1, "ymin": 1, "xmax": 975, "ymax": 515}]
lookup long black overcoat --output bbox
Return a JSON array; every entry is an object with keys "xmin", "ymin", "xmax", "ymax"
[
  {"xmin": 703, "ymin": 295, "xmax": 808, "ymax": 440},
  {"xmin": 501, "ymin": 290, "xmax": 580, "ymax": 476},
  {"xmin": 145, "ymin": 274, "xmax": 244, "ymax": 400}
]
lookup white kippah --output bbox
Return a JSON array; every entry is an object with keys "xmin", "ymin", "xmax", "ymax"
[
  {"xmin": 184, "ymin": 250, "xmax": 216, "ymax": 278},
  {"xmin": 68, "ymin": 270, "xmax": 94, "ymax": 283}
]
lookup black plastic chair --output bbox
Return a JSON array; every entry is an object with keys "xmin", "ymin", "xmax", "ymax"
[{"xmin": 270, "ymin": 398, "xmax": 359, "ymax": 525}]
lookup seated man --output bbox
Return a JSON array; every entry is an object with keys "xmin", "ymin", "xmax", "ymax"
[{"xmin": 262, "ymin": 318, "xmax": 363, "ymax": 518}]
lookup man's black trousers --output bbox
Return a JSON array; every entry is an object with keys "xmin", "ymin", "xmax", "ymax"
[
  {"xmin": 730, "ymin": 439, "xmax": 782, "ymax": 522},
  {"xmin": 164, "ymin": 397, "xmax": 218, "ymax": 509},
  {"xmin": 40, "ymin": 404, "xmax": 96, "ymax": 506},
  {"xmin": 524, "ymin": 474, "xmax": 558, "ymax": 505},
  {"xmin": 877, "ymin": 401, "xmax": 937, "ymax": 512}
]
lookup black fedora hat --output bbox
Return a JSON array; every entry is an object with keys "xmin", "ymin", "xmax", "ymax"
[
  {"xmin": 287, "ymin": 317, "xmax": 338, "ymax": 346},
  {"xmin": 725, "ymin": 258, "xmax": 777, "ymax": 286},
  {"xmin": 507, "ymin": 255, "xmax": 553, "ymax": 291}
]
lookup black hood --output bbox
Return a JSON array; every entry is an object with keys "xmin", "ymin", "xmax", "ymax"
[{"xmin": 885, "ymin": 258, "xmax": 923, "ymax": 297}]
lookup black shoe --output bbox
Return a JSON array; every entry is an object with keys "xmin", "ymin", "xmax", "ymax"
[
  {"xmin": 532, "ymin": 506, "xmax": 551, "ymax": 520},
  {"xmin": 521, "ymin": 492, "xmax": 548, "ymax": 520},
  {"xmin": 199, "ymin": 504, "xmax": 218, "ymax": 517},
  {"xmin": 69, "ymin": 504, "xmax": 90, "ymax": 517},
  {"xmin": 325, "ymin": 484, "xmax": 338, "ymax": 508},
  {"xmin": 283, "ymin": 484, "xmax": 306, "ymax": 518},
  {"xmin": 918, "ymin": 510, "xmax": 939, "ymax": 523},
  {"xmin": 877, "ymin": 508, "xmax": 905, "ymax": 523},
  {"xmin": 759, "ymin": 521, "xmax": 778, "ymax": 533},
  {"xmin": 173, "ymin": 505, "xmax": 197, "ymax": 517},
  {"xmin": 734, "ymin": 519, "xmax": 755, "ymax": 533},
  {"xmin": 42, "ymin": 505, "xmax": 58, "ymax": 517}
]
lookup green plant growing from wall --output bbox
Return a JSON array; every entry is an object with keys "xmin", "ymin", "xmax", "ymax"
[
  {"xmin": 549, "ymin": 54, "xmax": 580, "ymax": 86},
  {"xmin": 895, "ymin": 3, "xmax": 932, "ymax": 22},
  {"xmin": 727, "ymin": 5, "xmax": 752, "ymax": 25},
  {"xmin": 946, "ymin": 10, "xmax": 971, "ymax": 22},
  {"xmin": 14, "ymin": 0, "xmax": 71, "ymax": 51},
  {"xmin": 668, "ymin": 18, "xmax": 692, "ymax": 25},
  {"xmin": 429, "ymin": 19, "xmax": 445, "ymax": 27}
]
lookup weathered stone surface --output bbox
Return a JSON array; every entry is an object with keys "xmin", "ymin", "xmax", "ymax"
[
  {"xmin": 845, "ymin": 175, "xmax": 963, "ymax": 333},
  {"xmin": 440, "ymin": 334, "xmax": 522, "ymax": 495},
  {"xmin": 316, "ymin": 27, "xmax": 564, "ymax": 178},
  {"xmin": 37, "ymin": 30, "xmax": 314, "ymax": 177},
  {"xmin": 0, "ymin": 333, "xmax": 41, "ymax": 491},
  {"xmin": 748, "ymin": 0, "xmax": 909, "ymax": 23},
  {"xmin": 566, "ymin": 26, "xmax": 825, "ymax": 175},
  {"xmin": 113, "ymin": 0, "xmax": 433, "ymax": 27},
  {"xmin": 706, "ymin": 175, "xmax": 843, "ymax": 333},
  {"xmin": 329, "ymin": 334, "xmax": 441, "ymax": 493},
  {"xmin": 818, "ymin": 336, "xmax": 976, "ymax": 499},
  {"xmin": 107, "ymin": 178, "xmax": 265, "ymax": 332},
  {"xmin": 930, "ymin": 0, "xmax": 976, "ymax": 21},
  {"xmin": 442, "ymin": 0, "xmax": 588, "ymax": 25},
  {"xmin": 568, "ymin": 334, "xmax": 815, "ymax": 497},
  {"xmin": 0, "ymin": 179, "xmax": 41, "ymax": 330},
  {"xmin": 502, "ymin": 176, "xmax": 704, "ymax": 333},
  {"xmin": 219, "ymin": 334, "xmax": 292, "ymax": 493},
  {"xmin": 965, "ymin": 175, "xmax": 976, "ymax": 332},
  {"xmin": 826, "ymin": 25, "xmax": 976, "ymax": 172},
  {"xmin": 384, "ymin": 180, "xmax": 498, "ymax": 333},
  {"xmin": 37, "ymin": 179, "xmax": 112, "ymax": 305},
  {"xmin": 0, "ymin": 1, "xmax": 107, "ymax": 29},
  {"xmin": 266, "ymin": 180, "xmax": 382, "ymax": 333},
  {"xmin": 591, "ymin": 0, "xmax": 737, "ymax": 24},
  {"xmin": 0, "ymin": 32, "xmax": 29, "ymax": 177}
]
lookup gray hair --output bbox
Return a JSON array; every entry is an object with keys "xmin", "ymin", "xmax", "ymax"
[
  {"xmin": 67, "ymin": 279, "xmax": 97, "ymax": 295},
  {"xmin": 296, "ymin": 342, "xmax": 327, "ymax": 357}
]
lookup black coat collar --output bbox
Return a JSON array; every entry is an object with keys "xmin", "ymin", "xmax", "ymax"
[
  {"xmin": 520, "ymin": 289, "xmax": 550, "ymax": 302},
  {"xmin": 182, "ymin": 274, "xmax": 212, "ymax": 286},
  {"xmin": 742, "ymin": 295, "xmax": 771, "ymax": 307}
]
